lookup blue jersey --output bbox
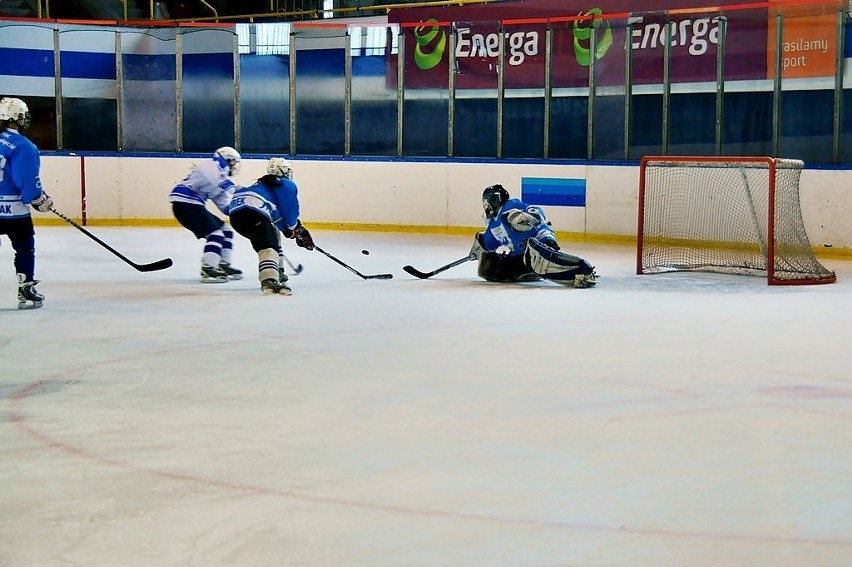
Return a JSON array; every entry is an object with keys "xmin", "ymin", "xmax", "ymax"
[
  {"xmin": 0, "ymin": 128, "xmax": 43, "ymax": 220},
  {"xmin": 168, "ymin": 156, "xmax": 236, "ymax": 215},
  {"xmin": 482, "ymin": 198, "xmax": 555, "ymax": 257},
  {"xmin": 229, "ymin": 177, "xmax": 301, "ymax": 232}
]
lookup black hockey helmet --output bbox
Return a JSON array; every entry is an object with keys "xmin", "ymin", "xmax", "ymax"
[{"xmin": 482, "ymin": 184, "xmax": 509, "ymax": 219}]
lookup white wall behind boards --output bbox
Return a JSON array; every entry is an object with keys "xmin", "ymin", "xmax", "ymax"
[{"xmin": 36, "ymin": 155, "xmax": 852, "ymax": 252}]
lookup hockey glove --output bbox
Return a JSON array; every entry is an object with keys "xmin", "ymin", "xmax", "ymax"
[
  {"xmin": 293, "ymin": 223, "xmax": 315, "ymax": 250},
  {"xmin": 31, "ymin": 192, "xmax": 53, "ymax": 213}
]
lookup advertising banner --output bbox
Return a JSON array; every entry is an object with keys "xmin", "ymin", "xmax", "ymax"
[
  {"xmin": 767, "ymin": 4, "xmax": 840, "ymax": 78},
  {"xmin": 388, "ymin": 0, "xmax": 841, "ymax": 90}
]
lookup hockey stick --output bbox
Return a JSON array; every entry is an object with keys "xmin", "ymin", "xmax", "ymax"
[
  {"xmin": 403, "ymin": 255, "xmax": 473, "ymax": 279},
  {"xmin": 280, "ymin": 252, "xmax": 303, "ymax": 275},
  {"xmin": 51, "ymin": 208, "xmax": 173, "ymax": 272},
  {"xmin": 314, "ymin": 245, "xmax": 393, "ymax": 280}
]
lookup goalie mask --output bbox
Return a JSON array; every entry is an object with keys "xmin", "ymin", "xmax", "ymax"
[
  {"xmin": 0, "ymin": 97, "xmax": 31, "ymax": 131},
  {"xmin": 214, "ymin": 146, "xmax": 241, "ymax": 176},
  {"xmin": 482, "ymin": 184, "xmax": 509, "ymax": 220}
]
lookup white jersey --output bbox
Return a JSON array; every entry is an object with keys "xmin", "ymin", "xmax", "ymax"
[{"xmin": 168, "ymin": 157, "xmax": 236, "ymax": 215}]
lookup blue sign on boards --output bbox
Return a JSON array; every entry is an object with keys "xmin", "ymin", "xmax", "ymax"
[{"xmin": 521, "ymin": 177, "xmax": 586, "ymax": 207}]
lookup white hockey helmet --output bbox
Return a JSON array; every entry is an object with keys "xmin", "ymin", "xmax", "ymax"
[
  {"xmin": 266, "ymin": 157, "xmax": 293, "ymax": 180},
  {"xmin": 0, "ymin": 97, "xmax": 30, "ymax": 130},
  {"xmin": 214, "ymin": 146, "xmax": 241, "ymax": 176}
]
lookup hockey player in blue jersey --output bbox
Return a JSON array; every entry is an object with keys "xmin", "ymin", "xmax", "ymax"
[
  {"xmin": 470, "ymin": 184, "xmax": 598, "ymax": 288},
  {"xmin": 169, "ymin": 146, "xmax": 244, "ymax": 283},
  {"xmin": 228, "ymin": 157, "xmax": 314, "ymax": 295},
  {"xmin": 0, "ymin": 97, "xmax": 53, "ymax": 309}
]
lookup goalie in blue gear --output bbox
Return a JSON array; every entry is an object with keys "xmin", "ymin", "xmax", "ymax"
[{"xmin": 471, "ymin": 184, "xmax": 598, "ymax": 288}]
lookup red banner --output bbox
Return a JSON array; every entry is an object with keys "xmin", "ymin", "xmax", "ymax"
[{"xmin": 389, "ymin": 0, "xmax": 839, "ymax": 90}]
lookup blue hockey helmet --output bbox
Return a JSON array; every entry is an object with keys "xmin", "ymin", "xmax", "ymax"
[{"xmin": 482, "ymin": 184, "xmax": 509, "ymax": 219}]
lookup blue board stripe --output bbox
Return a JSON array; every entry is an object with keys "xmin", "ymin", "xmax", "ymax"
[
  {"xmin": 521, "ymin": 176, "xmax": 586, "ymax": 207},
  {"xmin": 0, "ymin": 47, "xmax": 54, "ymax": 78},
  {"xmin": 122, "ymin": 54, "xmax": 176, "ymax": 81},
  {"xmin": 61, "ymin": 51, "xmax": 116, "ymax": 80}
]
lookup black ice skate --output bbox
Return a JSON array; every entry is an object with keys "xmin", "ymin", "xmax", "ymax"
[
  {"xmin": 261, "ymin": 277, "xmax": 292, "ymax": 295},
  {"xmin": 200, "ymin": 263, "xmax": 228, "ymax": 283},
  {"xmin": 219, "ymin": 261, "xmax": 243, "ymax": 280},
  {"xmin": 17, "ymin": 273, "xmax": 44, "ymax": 309}
]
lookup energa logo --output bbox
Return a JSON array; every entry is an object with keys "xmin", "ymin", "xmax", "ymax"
[
  {"xmin": 573, "ymin": 8, "xmax": 613, "ymax": 66},
  {"xmin": 411, "ymin": 8, "xmax": 615, "ymax": 72},
  {"xmin": 413, "ymin": 19, "xmax": 447, "ymax": 70}
]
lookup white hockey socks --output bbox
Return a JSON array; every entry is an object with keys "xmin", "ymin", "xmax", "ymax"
[{"xmin": 258, "ymin": 248, "xmax": 280, "ymax": 282}]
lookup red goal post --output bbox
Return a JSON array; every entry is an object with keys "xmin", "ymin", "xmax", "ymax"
[{"xmin": 636, "ymin": 155, "xmax": 836, "ymax": 286}]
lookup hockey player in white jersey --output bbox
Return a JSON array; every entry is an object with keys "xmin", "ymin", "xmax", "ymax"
[
  {"xmin": 169, "ymin": 147, "xmax": 244, "ymax": 282},
  {"xmin": 470, "ymin": 184, "xmax": 598, "ymax": 288}
]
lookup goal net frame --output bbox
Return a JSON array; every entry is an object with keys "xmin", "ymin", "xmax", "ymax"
[{"xmin": 636, "ymin": 155, "xmax": 836, "ymax": 286}]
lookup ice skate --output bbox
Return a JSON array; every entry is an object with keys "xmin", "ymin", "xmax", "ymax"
[
  {"xmin": 17, "ymin": 274, "xmax": 44, "ymax": 309},
  {"xmin": 573, "ymin": 271, "xmax": 598, "ymax": 288},
  {"xmin": 219, "ymin": 261, "xmax": 243, "ymax": 280},
  {"xmin": 200, "ymin": 263, "xmax": 228, "ymax": 283},
  {"xmin": 261, "ymin": 277, "xmax": 292, "ymax": 295}
]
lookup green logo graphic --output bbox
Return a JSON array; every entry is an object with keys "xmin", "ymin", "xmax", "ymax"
[
  {"xmin": 573, "ymin": 8, "xmax": 613, "ymax": 67},
  {"xmin": 413, "ymin": 19, "xmax": 447, "ymax": 71}
]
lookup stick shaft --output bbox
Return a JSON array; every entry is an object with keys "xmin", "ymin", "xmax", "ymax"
[{"xmin": 51, "ymin": 208, "xmax": 172, "ymax": 272}]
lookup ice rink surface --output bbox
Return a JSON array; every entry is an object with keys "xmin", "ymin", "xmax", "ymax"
[{"xmin": 2, "ymin": 226, "xmax": 852, "ymax": 567}]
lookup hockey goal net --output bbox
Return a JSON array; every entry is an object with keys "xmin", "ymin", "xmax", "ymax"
[{"xmin": 637, "ymin": 156, "xmax": 835, "ymax": 285}]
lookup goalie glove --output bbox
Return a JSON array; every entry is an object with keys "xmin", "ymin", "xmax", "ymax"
[
  {"xmin": 31, "ymin": 192, "xmax": 53, "ymax": 213},
  {"xmin": 505, "ymin": 206, "xmax": 545, "ymax": 233}
]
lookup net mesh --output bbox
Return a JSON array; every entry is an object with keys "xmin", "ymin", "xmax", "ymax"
[{"xmin": 639, "ymin": 157, "xmax": 835, "ymax": 284}]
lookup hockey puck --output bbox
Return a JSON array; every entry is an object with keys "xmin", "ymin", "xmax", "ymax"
[{"xmin": 361, "ymin": 249, "xmax": 370, "ymax": 255}]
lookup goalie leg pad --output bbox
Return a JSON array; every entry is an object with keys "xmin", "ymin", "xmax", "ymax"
[
  {"xmin": 478, "ymin": 251, "xmax": 540, "ymax": 282},
  {"xmin": 525, "ymin": 237, "xmax": 596, "ymax": 284}
]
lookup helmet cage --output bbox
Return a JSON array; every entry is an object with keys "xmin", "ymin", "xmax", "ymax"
[
  {"xmin": 482, "ymin": 184, "xmax": 509, "ymax": 220},
  {"xmin": 214, "ymin": 146, "xmax": 241, "ymax": 176}
]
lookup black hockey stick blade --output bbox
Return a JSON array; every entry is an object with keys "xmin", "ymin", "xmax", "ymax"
[
  {"xmin": 403, "ymin": 255, "xmax": 472, "ymax": 279},
  {"xmin": 280, "ymin": 253, "xmax": 304, "ymax": 275},
  {"xmin": 51, "ymin": 208, "xmax": 173, "ymax": 272},
  {"xmin": 314, "ymin": 245, "xmax": 393, "ymax": 280}
]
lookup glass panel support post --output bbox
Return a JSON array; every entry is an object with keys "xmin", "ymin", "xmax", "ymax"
[
  {"xmin": 496, "ymin": 26, "xmax": 505, "ymax": 159},
  {"xmin": 344, "ymin": 30, "xmax": 352, "ymax": 157},
  {"xmin": 543, "ymin": 26, "xmax": 552, "ymax": 159},
  {"xmin": 53, "ymin": 27, "xmax": 63, "ymax": 149},
  {"xmin": 623, "ymin": 20, "xmax": 633, "ymax": 159},
  {"xmin": 396, "ymin": 30, "xmax": 404, "ymax": 158},
  {"xmin": 175, "ymin": 32, "xmax": 183, "ymax": 152},
  {"xmin": 661, "ymin": 20, "xmax": 672, "ymax": 155},
  {"xmin": 714, "ymin": 16, "xmax": 727, "ymax": 156},
  {"xmin": 448, "ymin": 27, "xmax": 456, "ymax": 158},
  {"xmin": 289, "ymin": 31, "xmax": 297, "ymax": 155},
  {"xmin": 587, "ymin": 24, "xmax": 596, "ymax": 159},
  {"xmin": 772, "ymin": 13, "xmax": 783, "ymax": 157},
  {"xmin": 833, "ymin": 9, "xmax": 846, "ymax": 162},
  {"xmin": 233, "ymin": 31, "xmax": 241, "ymax": 152},
  {"xmin": 115, "ymin": 31, "xmax": 123, "ymax": 151}
]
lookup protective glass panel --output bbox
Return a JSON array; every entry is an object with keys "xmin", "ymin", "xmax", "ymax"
[
  {"xmin": 402, "ymin": 22, "xmax": 449, "ymax": 157},
  {"xmin": 350, "ymin": 25, "xmax": 397, "ymax": 156},
  {"xmin": 776, "ymin": 8, "xmax": 839, "ymax": 163},
  {"xmin": 627, "ymin": 12, "xmax": 666, "ymax": 159},
  {"xmin": 720, "ymin": 8, "xmax": 773, "ymax": 156},
  {"xmin": 239, "ymin": 54, "xmax": 289, "ymax": 153},
  {"xmin": 59, "ymin": 25, "xmax": 118, "ymax": 151},
  {"xmin": 121, "ymin": 28, "xmax": 177, "ymax": 151},
  {"xmin": 181, "ymin": 28, "xmax": 236, "ymax": 153},
  {"xmin": 548, "ymin": 20, "xmax": 588, "ymax": 159},
  {"xmin": 502, "ymin": 23, "xmax": 545, "ymax": 159},
  {"xmin": 0, "ymin": 22, "xmax": 58, "ymax": 149},
  {"xmin": 294, "ymin": 26, "xmax": 346, "ymax": 155},
  {"xmin": 453, "ymin": 21, "xmax": 498, "ymax": 158},
  {"xmin": 591, "ymin": 17, "xmax": 627, "ymax": 160},
  {"xmin": 665, "ymin": 14, "xmax": 721, "ymax": 156}
]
